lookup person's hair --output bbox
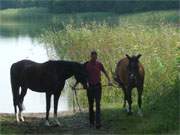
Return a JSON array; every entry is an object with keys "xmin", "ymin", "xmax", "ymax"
[{"xmin": 91, "ymin": 51, "xmax": 97, "ymax": 56}]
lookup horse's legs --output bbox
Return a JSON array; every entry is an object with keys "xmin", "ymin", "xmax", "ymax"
[
  {"xmin": 45, "ymin": 92, "xmax": 52, "ymax": 126},
  {"xmin": 122, "ymin": 87, "xmax": 127, "ymax": 109},
  {"xmin": 14, "ymin": 95, "xmax": 20, "ymax": 122},
  {"xmin": 53, "ymin": 82, "xmax": 65, "ymax": 126},
  {"xmin": 137, "ymin": 86, "xmax": 143, "ymax": 116},
  {"xmin": 18, "ymin": 87, "xmax": 27, "ymax": 122},
  {"xmin": 11, "ymin": 83, "xmax": 20, "ymax": 122},
  {"xmin": 19, "ymin": 87, "xmax": 27, "ymax": 110},
  {"xmin": 53, "ymin": 91, "xmax": 61, "ymax": 126},
  {"xmin": 126, "ymin": 86, "xmax": 132, "ymax": 115}
]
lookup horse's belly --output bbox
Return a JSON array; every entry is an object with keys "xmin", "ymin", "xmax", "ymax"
[
  {"xmin": 28, "ymin": 87, "xmax": 46, "ymax": 92},
  {"xmin": 24, "ymin": 80, "xmax": 54, "ymax": 92}
]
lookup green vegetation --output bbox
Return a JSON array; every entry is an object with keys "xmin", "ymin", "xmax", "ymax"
[{"xmin": 40, "ymin": 10, "xmax": 180, "ymax": 133}]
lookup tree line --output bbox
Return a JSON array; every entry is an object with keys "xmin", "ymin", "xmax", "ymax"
[{"xmin": 0, "ymin": 0, "xmax": 179, "ymax": 14}]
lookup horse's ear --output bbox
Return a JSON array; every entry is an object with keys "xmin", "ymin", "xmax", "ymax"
[
  {"xmin": 126, "ymin": 54, "xmax": 131, "ymax": 60},
  {"xmin": 137, "ymin": 54, "xmax": 142, "ymax": 59}
]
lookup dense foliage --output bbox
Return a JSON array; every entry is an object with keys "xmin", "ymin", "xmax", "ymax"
[{"xmin": 41, "ymin": 10, "xmax": 179, "ymax": 133}]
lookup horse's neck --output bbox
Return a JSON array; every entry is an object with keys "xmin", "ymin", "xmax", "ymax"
[
  {"xmin": 57, "ymin": 62, "xmax": 76, "ymax": 80},
  {"xmin": 64, "ymin": 72, "xmax": 74, "ymax": 80}
]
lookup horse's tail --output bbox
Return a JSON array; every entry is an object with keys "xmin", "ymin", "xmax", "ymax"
[{"xmin": 10, "ymin": 63, "xmax": 20, "ymax": 114}]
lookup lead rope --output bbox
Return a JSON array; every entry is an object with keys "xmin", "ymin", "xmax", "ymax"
[
  {"xmin": 74, "ymin": 88, "xmax": 82, "ymax": 112},
  {"xmin": 72, "ymin": 89, "xmax": 75, "ymax": 113},
  {"xmin": 74, "ymin": 84, "xmax": 119, "ymax": 90},
  {"xmin": 71, "ymin": 84, "xmax": 119, "ymax": 113},
  {"xmin": 72, "ymin": 86, "xmax": 82, "ymax": 113}
]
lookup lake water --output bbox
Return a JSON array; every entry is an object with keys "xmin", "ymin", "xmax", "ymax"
[{"xmin": 0, "ymin": 21, "xmax": 71, "ymax": 113}]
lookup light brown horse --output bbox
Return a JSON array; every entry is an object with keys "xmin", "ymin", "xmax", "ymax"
[{"xmin": 114, "ymin": 54, "xmax": 145, "ymax": 116}]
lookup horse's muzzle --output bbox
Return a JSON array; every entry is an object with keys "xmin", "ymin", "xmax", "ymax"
[{"xmin": 129, "ymin": 74, "xmax": 136, "ymax": 80}]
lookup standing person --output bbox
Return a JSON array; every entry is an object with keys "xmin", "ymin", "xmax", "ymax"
[{"xmin": 86, "ymin": 51, "xmax": 112, "ymax": 129}]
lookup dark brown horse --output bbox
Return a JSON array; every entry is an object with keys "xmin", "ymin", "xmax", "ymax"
[
  {"xmin": 114, "ymin": 54, "xmax": 145, "ymax": 116},
  {"xmin": 10, "ymin": 60, "xmax": 88, "ymax": 126}
]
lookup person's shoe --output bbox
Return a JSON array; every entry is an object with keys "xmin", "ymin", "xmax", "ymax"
[{"xmin": 96, "ymin": 124, "xmax": 101, "ymax": 129}]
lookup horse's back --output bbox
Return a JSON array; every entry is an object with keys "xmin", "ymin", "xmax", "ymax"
[
  {"xmin": 11, "ymin": 60, "xmax": 51, "ymax": 89},
  {"xmin": 11, "ymin": 60, "xmax": 33, "ymax": 76},
  {"xmin": 11, "ymin": 60, "xmax": 39, "ymax": 70},
  {"xmin": 10, "ymin": 60, "xmax": 68, "ymax": 77}
]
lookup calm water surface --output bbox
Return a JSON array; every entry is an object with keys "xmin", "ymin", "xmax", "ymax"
[{"xmin": 0, "ymin": 21, "xmax": 70, "ymax": 113}]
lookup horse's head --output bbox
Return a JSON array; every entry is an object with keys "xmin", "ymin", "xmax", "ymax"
[
  {"xmin": 74, "ymin": 63, "xmax": 88, "ymax": 89},
  {"xmin": 126, "ymin": 54, "xmax": 141, "ymax": 81}
]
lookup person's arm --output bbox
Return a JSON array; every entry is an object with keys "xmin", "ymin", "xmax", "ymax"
[{"xmin": 101, "ymin": 64, "xmax": 113, "ymax": 85}]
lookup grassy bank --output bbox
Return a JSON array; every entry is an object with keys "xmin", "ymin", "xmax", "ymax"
[{"xmin": 40, "ymin": 10, "xmax": 180, "ymax": 133}]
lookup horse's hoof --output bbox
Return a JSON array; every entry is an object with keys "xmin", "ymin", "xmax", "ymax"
[
  {"xmin": 54, "ymin": 119, "xmax": 61, "ymax": 127},
  {"xmin": 139, "ymin": 113, "xmax": 143, "ymax": 117},
  {"xmin": 126, "ymin": 107, "xmax": 130, "ymax": 113},
  {"xmin": 20, "ymin": 116, "xmax": 25, "ymax": 122},
  {"xmin": 16, "ymin": 118, "xmax": 20, "ymax": 123},
  {"xmin": 16, "ymin": 114, "xmax": 20, "ymax": 123},
  {"xmin": 54, "ymin": 123, "xmax": 61, "ymax": 127},
  {"xmin": 16, "ymin": 120, "xmax": 20, "ymax": 123},
  {"xmin": 121, "ymin": 107, "xmax": 125, "ymax": 111},
  {"xmin": 127, "ymin": 112, "xmax": 133, "ymax": 116},
  {"xmin": 44, "ymin": 120, "xmax": 50, "ymax": 126},
  {"xmin": 138, "ymin": 110, "xmax": 143, "ymax": 117},
  {"xmin": 55, "ymin": 122, "xmax": 61, "ymax": 127}
]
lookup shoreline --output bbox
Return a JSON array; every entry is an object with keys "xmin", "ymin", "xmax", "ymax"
[{"xmin": 0, "ymin": 110, "xmax": 88, "ymax": 118}]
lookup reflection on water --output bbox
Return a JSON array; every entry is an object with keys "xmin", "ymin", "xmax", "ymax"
[
  {"xmin": 0, "ymin": 12, "xmax": 118, "ymax": 113},
  {"xmin": 0, "ymin": 21, "xmax": 49, "ymax": 38},
  {"xmin": 0, "ymin": 23, "xmax": 70, "ymax": 113}
]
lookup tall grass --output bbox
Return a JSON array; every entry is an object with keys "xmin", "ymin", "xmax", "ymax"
[
  {"xmin": 41, "ymin": 10, "xmax": 180, "ymax": 131},
  {"xmin": 41, "ymin": 10, "xmax": 179, "ymax": 109},
  {"xmin": 42, "ymin": 23, "xmax": 179, "ymax": 103}
]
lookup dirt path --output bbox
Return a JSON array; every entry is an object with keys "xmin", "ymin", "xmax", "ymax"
[
  {"xmin": 1, "ymin": 108, "xmax": 141, "ymax": 134},
  {"xmin": 0, "ymin": 111, "xmax": 110, "ymax": 134},
  {"xmin": 1, "ymin": 106, "xmax": 177, "ymax": 134}
]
